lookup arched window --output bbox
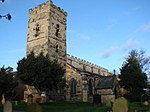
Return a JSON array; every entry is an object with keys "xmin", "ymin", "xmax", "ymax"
[
  {"xmin": 88, "ymin": 79, "xmax": 93, "ymax": 95},
  {"xmin": 70, "ymin": 78, "xmax": 77, "ymax": 96}
]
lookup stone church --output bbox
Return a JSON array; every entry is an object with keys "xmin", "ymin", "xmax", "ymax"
[{"xmin": 26, "ymin": 0, "xmax": 119, "ymax": 104}]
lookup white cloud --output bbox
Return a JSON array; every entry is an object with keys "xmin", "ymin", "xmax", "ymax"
[
  {"xmin": 138, "ymin": 22, "xmax": 150, "ymax": 32},
  {"xmin": 120, "ymin": 39, "xmax": 139, "ymax": 52},
  {"xmin": 100, "ymin": 39, "xmax": 139, "ymax": 59},
  {"xmin": 123, "ymin": 22, "xmax": 150, "ymax": 40},
  {"xmin": 100, "ymin": 46, "xmax": 118, "ymax": 59}
]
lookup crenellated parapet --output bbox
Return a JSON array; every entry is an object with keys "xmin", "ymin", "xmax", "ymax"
[
  {"xmin": 28, "ymin": 0, "xmax": 67, "ymax": 27},
  {"xmin": 49, "ymin": 0, "xmax": 67, "ymax": 16},
  {"xmin": 29, "ymin": 0, "xmax": 67, "ymax": 16},
  {"xmin": 67, "ymin": 54, "xmax": 111, "ymax": 76}
]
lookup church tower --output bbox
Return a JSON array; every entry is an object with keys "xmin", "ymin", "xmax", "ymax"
[{"xmin": 27, "ymin": 0, "xmax": 67, "ymax": 66}]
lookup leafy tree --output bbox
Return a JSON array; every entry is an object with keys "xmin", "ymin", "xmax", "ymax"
[
  {"xmin": 0, "ymin": 66, "xmax": 18, "ymax": 99},
  {"xmin": 0, "ymin": 0, "xmax": 5, "ymax": 2},
  {"xmin": 119, "ymin": 50, "xmax": 148, "ymax": 102},
  {"xmin": 132, "ymin": 50, "xmax": 150, "ymax": 80},
  {"xmin": 0, "ymin": 13, "xmax": 11, "ymax": 20},
  {"xmin": 17, "ymin": 52, "xmax": 66, "ymax": 95},
  {"xmin": 132, "ymin": 50, "xmax": 150, "ymax": 73},
  {"xmin": 0, "ymin": 0, "xmax": 12, "ymax": 21}
]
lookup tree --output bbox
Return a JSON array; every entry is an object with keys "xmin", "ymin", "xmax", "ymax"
[
  {"xmin": 0, "ymin": 66, "xmax": 18, "ymax": 99},
  {"xmin": 17, "ymin": 52, "xmax": 66, "ymax": 95},
  {"xmin": 132, "ymin": 50, "xmax": 150, "ymax": 73},
  {"xmin": 0, "ymin": 0, "xmax": 12, "ymax": 21},
  {"xmin": 0, "ymin": 13, "xmax": 12, "ymax": 20},
  {"xmin": 119, "ymin": 49, "xmax": 148, "ymax": 102},
  {"xmin": 0, "ymin": 0, "xmax": 5, "ymax": 3}
]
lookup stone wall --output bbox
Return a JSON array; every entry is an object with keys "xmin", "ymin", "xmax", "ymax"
[
  {"xmin": 97, "ymin": 89, "xmax": 115, "ymax": 104},
  {"xmin": 27, "ymin": 1, "xmax": 51, "ymax": 56},
  {"xmin": 26, "ymin": 0, "xmax": 117, "ymax": 104},
  {"xmin": 67, "ymin": 54, "xmax": 111, "ymax": 76},
  {"xmin": 27, "ymin": 0, "xmax": 67, "ymax": 67},
  {"xmin": 65, "ymin": 64, "xmax": 83, "ymax": 101},
  {"xmin": 47, "ymin": 1, "xmax": 67, "ymax": 66}
]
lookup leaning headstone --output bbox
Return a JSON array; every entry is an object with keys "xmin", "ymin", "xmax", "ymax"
[
  {"xmin": 3, "ymin": 100, "xmax": 12, "ymax": 112},
  {"xmin": 141, "ymin": 93, "xmax": 150, "ymax": 106}
]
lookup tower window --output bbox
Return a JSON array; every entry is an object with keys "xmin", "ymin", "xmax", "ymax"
[
  {"xmin": 55, "ymin": 24, "xmax": 59, "ymax": 37},
  {"xmin": 36, "ymin": 24, "xmax": 40, "ymax": 32},
  {"xmin": 34, "ymin": 23, "xmax": 40, "ymax": 37},
  {"xmin": 56, "ymin": 44, "xmax": 59, "ymax": 53}
]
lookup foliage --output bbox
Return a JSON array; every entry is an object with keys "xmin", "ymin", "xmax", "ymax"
[
  {"xmin": 0, "ymin": 0, "xmax": 12, "ymax": 20},
  {"xmin": 119, "ymin": 50, "xmax": 148, "ymax": 102},
  {"xmin": 0, "ymin": 66, "xmax": 18, "ymax": 99},
  {"xmin": 131, "ymin": 50, "xmax": 150, "ymax": 81},
  {"xmin": 0, "ymin": 0, "xmax": 5, "ymax": 3},
  {"xmin": 17, "ymin": 52, "xmax": 66, "ymax": 95},
  {"xmin": 129, "ymin": 102, "xmax": 149, "ymax": 111},
  {"xmin": 131, "ymin": 50, "xmax": 150, "ymax": 74}
]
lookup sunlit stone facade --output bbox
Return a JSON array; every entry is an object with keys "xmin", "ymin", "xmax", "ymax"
[{"xmin": 26, "ymin": 0, "xmax": 119, "ymax": 104}]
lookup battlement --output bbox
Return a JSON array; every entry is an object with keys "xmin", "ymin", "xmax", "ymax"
[
  {"xmin": 29, "ymin": 0, "xmax": 67, "ymax": 16},
  {"xmin": 67, "ymin": 54, "xmax": 110, "ymax": 76},
  {"xmin": 50, "ymin": 0, "xmax": 67, "ymax": 16}
]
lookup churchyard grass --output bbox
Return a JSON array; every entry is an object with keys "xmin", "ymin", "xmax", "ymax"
[
  {"xmin": 1, "ymin": 101, "xmax": 149, "ymax": 112},
  {"xmin": 13, "ymin": 101, "xmax": 111, "ymax": 112},
  {"xmin": 129, "ymin": 102, "xmax": 149, "ymax": 112}
]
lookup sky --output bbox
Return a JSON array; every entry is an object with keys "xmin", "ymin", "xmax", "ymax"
[{"xmin": 0, "ymin": 0, "xmax": 150, "ymax": 74}]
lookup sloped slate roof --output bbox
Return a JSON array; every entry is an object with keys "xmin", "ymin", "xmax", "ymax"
[{"xmin": 67, "ymin": 63, "xmax": 117, "ymax": 90}]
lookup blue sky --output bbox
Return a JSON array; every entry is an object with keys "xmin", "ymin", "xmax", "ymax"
[{"xmin": 0, "ymin": 0, "xmax": 150, "ymax": 74}]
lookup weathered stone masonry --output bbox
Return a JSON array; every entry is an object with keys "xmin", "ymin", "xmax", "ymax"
[
  {"xmin": 27, "ymin": 0, "xmax": 67, "ymax": 66},
  {"xmin": 26, "ymin": 0, "xmax": 119, "ymax": 104}
]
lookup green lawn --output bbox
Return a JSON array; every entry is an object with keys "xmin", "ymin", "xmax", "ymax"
[
  {"xmin": 13, "ymin": 101, "xmax": 111, "ymax": 112},
  {"xmin": 41, "ymin": 102, "xmax": 111, "ymax": 112},
  {"xmin": 128, "ymin": 102, "xmax": 149, "ymax": 112},
  {"xmin": 1, "ymin": 101, "xmax": 149, "ymax": 112}
]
